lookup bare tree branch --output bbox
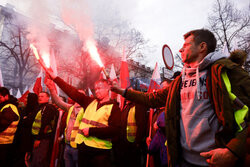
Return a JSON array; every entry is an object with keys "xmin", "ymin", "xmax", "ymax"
[{"xmin": 207, "ymin": 0, "xmax": 250, "ymax": 52}]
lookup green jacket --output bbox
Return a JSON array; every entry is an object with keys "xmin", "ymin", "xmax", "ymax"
[{"xmin": 125, "ymin": 58, "xmax": 250, "ymax": 167}]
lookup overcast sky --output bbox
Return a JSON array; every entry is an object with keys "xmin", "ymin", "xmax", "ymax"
[{"xmin": 0, "ymin": 0, "xmax": 249, "ymax": 68}]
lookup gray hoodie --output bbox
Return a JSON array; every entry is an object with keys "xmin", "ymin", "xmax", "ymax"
[{"xmin": 180, "ymin": 52, "xmax": 227, "ymax": 166}]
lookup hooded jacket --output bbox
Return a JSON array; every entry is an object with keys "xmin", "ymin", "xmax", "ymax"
[
  {"xmin": 179, "ymin": 52, "xmax": 226, "ymax": 165},
  {"xmin": 123, "ymin": 51, "xmax": 250, "ymax": 167}
]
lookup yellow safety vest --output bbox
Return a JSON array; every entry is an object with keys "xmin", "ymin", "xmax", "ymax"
[
  {"xmin": 0, "ymin": 104, "xmax": 20, "ymax": 144},
  {"xmin": 127, "ymin": 106, "xmax": 137, "ymax": 142},
  {"xmin": 32, "ymin": 106, "xmax": 54, "ymax": 135},
  {"xmin": 75, "ymin": 100, "xmax": 113, "ymax": 149},
  {"xmin": 65, "ymin": 105, "xmax": 84, "ymax": 148},
  {"xmin": 221, "ymin": 71, "xmax": 248, "ymax": 132}
]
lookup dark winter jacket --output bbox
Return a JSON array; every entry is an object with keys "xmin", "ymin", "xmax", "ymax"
[
  {"xmin": 0, "ymin": 100, "xmax": 19, "ymax": 132},
  {"xmin": 124, "ymin": 58, "xmax": 250, "ymax": 167}
]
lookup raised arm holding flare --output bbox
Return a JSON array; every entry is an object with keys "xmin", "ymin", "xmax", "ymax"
[{"xmin": 45, "ymin": 69, "xmax": 121, "ymax": 167}]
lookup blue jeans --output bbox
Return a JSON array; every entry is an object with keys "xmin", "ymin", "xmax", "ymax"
[{"xmin": 64, "ymin": 144, "xmax": 78, "ymax": 167}]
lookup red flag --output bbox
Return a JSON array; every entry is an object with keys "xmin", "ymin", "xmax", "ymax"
[
  {"xmin": 109, "ymin": 64, "xmax": 118, "ymax": 82},
  {"xmin": 33, "ymin": 70, "xmax": 43, "ymax": 95},
  {"xmin": 99, "ymin": 71, "xmax": 107, "ymax": 80},
  {"xmin": 33, "ymin": 77, "xmax": 42, "ymax": 95},
  {"xmin": 138, "ymin": 79, "xmax": 149, "ymax": 90},
  {"xmin": 18, "ymin": 90, "xmax": 30, "ymax": 105},
  {"xmin": 147, "ymin": 62, "xmax": 161, "ymax": 92},
  {"xmin": 119, "ymin": 50, "xmax": 130, "ymax": 109},
  {"xmin": 109, "ymin": 64, "xmax": 118, "ymax": 100},
  {"xmin": 148, "ymin": 80, "xmax": 161, "ymax": 92}
]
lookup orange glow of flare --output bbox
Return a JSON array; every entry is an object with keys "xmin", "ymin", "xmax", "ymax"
[
  {"xmin": 30, "ymin": 44, "xmax": 50, "ymax": 69},
  {"xmin": 41, "ymin": 52, "xmax": 50, "ymax": 68},
  {"xmin": 30, "ymin": 44, "xmax": 40, "ymax": 60},
  {"xmin": 86, "ymin": 40, "xmax": 104, "ymax": 67}
]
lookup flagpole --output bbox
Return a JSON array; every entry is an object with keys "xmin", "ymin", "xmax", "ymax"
[
  {"xmin": 146, "ymin": 62, "xmax": 161, "ymax": 167},
  {"xmin": 146, "ymin": 108, "xmax": 154, "ymax": 167}
]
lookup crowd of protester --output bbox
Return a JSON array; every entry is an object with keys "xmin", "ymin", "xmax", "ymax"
[{"xmin": 0, "ymin": 29, "xmax": 249, "ymax": 167}]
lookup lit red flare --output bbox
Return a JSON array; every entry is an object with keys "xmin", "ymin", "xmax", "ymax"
[
  {"xmin": 86, "ymin": 39, "xmax": 109, "ymax": 78},
  {"xmin": 30, "ymin": 44, "xmax": 40, "ymax": 60},
  {"xmin": 41, "ymin": 52, "xmax": 50, "ymax": 68},
  {"xmin": 86, "ymin": 39, "xmax": 104, "ymax": 67},
  {"xmin": 30, "ymin": 44, "xmax": 50, "ymax": 69}
]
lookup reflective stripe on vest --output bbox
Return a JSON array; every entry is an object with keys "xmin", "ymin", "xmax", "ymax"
[
  {"xmin": 65, "ymin": 105, "xmax": 84, "ymax": 148},
  {"xmin": 70, "ymin": 108, "xmax": 84, "ymax": 148},
  {"xmin": 32, "ymin": 110, "xmax": 42, "ymax": 135},
  {"xmin": 127, "ymin": 106, "xmax": 137, "ymax": 142},
  {"xmin": 32, "ymin": 107, "xmax": 53, "ymax": 135},
  {"xmin": 75, "ymin": 100, "xmax": 113, "ymax": 149},
  {"xmin": 221, "ymin": 71, "xmax": 248, "ymax": 132},
  {"xmin": 0, "ymin": 104, "xmax": 20, "ymax": 144}
]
